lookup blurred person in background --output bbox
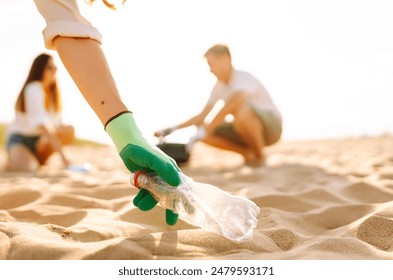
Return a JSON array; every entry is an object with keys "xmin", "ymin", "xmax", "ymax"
[
  {"xmin": 5, "ymin": 53, "xmax": 74, "ymax": 171},
  {"xmin": 155, "ymin": 44, "xmax": 283, "ymax": 166}
]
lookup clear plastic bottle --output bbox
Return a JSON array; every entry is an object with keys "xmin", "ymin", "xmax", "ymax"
[{"xmin": 132, "ymin": 171, "xmax": 260, "ymax": 242}]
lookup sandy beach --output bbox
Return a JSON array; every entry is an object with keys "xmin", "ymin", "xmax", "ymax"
[{"xmin": 1, "ymin": 135, "xmax": 393, "ymax": 260}]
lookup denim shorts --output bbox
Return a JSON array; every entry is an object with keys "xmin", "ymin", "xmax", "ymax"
[{"xmin": 6, "ymin": 134, "xmax": 40, "ymax": 157}]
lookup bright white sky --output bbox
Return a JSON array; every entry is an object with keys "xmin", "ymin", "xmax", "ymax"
[{"xmin": 1, "ymin": 0, "xmax": 393, "ymax": 144}]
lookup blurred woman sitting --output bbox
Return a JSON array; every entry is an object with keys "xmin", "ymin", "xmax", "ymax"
[{"xmin": 5, "ymin": 53, "xmax": 74, "ymax": 171}]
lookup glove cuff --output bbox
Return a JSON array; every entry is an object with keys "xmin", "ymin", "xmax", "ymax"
[
  {"xmin": 105, "ymin": 111, "xmax": 142, "ymax": 152},
  {"xmin": 104, "ymin": 111, "xmax": 132, "ymax": 129}
]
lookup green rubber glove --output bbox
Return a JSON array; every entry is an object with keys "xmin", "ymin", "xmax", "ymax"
[{"xmin": 105, "ymin": 112, "xmax": 181, "ymax": 225}]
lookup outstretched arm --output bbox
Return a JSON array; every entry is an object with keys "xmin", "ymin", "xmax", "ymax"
[
  {"xmin": 54, "ymin": 37, "xmax": 127, "ymax": 125},
  {"xmin": 155, "ymin": 101, "xmax": 215, "ymax": 137},
  {"xmin": 53, "ymin": 37, "xmax": 181, "ymax": 225},
  {"xmin": 33, "ymin": 0, "xmax": 181, "ymax": 225},
  {"xmin": 179, "ymin": 102, "xmax": 215, "ymax": 129}
]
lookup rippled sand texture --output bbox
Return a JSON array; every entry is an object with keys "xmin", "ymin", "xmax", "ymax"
[{"xmin": 1, "ymin": 135, "xmax": 393, "ymax": 259}]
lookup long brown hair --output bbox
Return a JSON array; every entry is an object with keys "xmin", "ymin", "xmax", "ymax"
[{"xmin": 15, "ymin": 53, "xmax": 61, "ymax": 113}]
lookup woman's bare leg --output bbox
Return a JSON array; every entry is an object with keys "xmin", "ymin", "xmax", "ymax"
[
  {"xmin": 53, "ymin": 37, "xmax": 128, "ymax": 125},
  {"xmin": 6, "ymin": 145, "xmax": 39, "ymax": 172},
  {"xmin": 35, "ymin": 137, "xmax": 55, "ymax": 165}
]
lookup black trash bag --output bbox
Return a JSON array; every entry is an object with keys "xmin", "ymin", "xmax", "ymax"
[{"xmin": 157, "ymin": 142, "xmax": 190, "ymax": 164}]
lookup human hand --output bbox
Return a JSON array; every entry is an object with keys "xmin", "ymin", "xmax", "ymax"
[
  {"xmin": 63, "ymin": 157, "xmax": 71, "ymax": 168},
  {"xmin": 105, "ymin": 112, "xmax": 181, "ymax": 225},
  {"xmin": 154, "ymin": 126, "xmax": 178, "ymax": 138}
]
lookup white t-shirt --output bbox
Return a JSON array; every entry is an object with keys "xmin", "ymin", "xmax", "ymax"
[
  {"xmin": 6, "ymin": 81, "xmax": 61, "ymax": 139},
  {"xmin": 207, "ymin": 69, "xmax": 282, "ymax": 120}
]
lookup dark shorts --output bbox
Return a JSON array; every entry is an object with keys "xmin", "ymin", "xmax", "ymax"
[
  {"xmin": 213, "ymin": 109, "xmax": 282, "ymax": 147},
  {"xmin": 6, "ymin": 134, "xmax": 40, "ymax": 158}
]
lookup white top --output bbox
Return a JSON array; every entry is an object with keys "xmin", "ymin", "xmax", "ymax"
[
  {"xmin": 6, "ymin": 81, "xmax": 61, "ymax": 140},
  {"xmin": 34, "ymin": 0, "xmax": 102, "ymax": 50},
  {"xmin": 207, "ymin": 69, "xmax": 282, "ymax": 120}
]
